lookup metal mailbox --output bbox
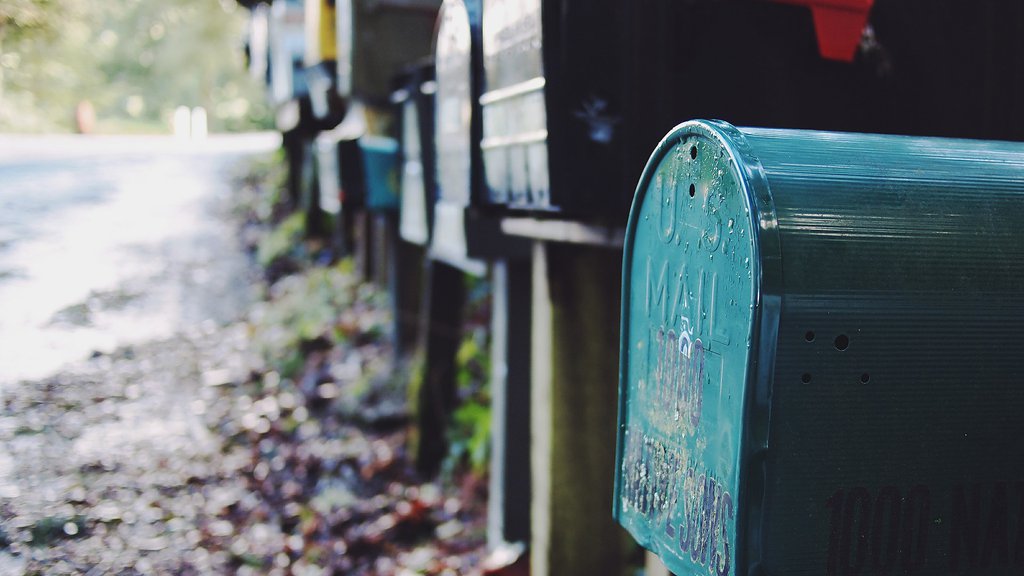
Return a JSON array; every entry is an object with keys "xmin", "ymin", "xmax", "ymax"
[
  {"xmin": 336, "ymin": 0, "xmax": 441, "ymax": 104},
  {"xmin": 303, "ymin": 0, "xmax": 346, "ymax": 123},
  {"xmin": 304, "ymin": 0, "xmax": 337, "ymax": 67},
  {"xmin": 245, "ymin": 4, "xmax": 271, "ymax": 86},
  {"xmin": 430, "ymin": 0, "xmax": 482, "ymax": 270},
  {"xmin": 316, "ymin": 104, "xmax": 369, "ymax": 214},
  {"xmin": 430, "ymin": 0, "xmax": 526, "ymax": 271},
  {"xmin": 360, "ymin": 135, "xmax": 401, "ymax": 212},
  {"xmin": 268, "ymin": 0, "xmax": 308, "ymax": 107},
  {"xmin": 615, "ymin": 120, "xmax": 1024, "ymax": 576},
  {"xmin": 477, "ymin": 0, "xmax": 875, "ymax": 220},
  {"xmin": 480, "ymin": 0, "xmax": 626, "ymax": 215},
  {"xmin": 394, "ymin": 62, "xmax": 437, "ymax": 246}
]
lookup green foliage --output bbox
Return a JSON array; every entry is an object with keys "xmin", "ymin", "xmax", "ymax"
[
  {"xmin": 448, "ymin": 400, "xmax": 491, "ymax": 476},
  {"xmin": 250, "ymin": 260, "xmax": 391, "ymax": 379},
  {"xmin": 0, "ymin": 0, "xmax": 268, "ymax": 132},
  {"xmin": 251, "ymin": 262, "xmax": 356, "ymax": 376},
  {"xmin": 257, "ymin": 212, "xmax": 307, "ymax": 269},
  {"xmin": 444, "ymin": 330, "xmax": 492, "ymax": 477}
]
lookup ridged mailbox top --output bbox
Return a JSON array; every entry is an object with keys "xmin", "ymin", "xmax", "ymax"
[{"xmin": 616, "ymin": 120, "xmax": 1024, "ymax": 576}]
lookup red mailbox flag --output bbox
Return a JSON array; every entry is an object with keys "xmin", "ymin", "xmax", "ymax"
[{"xmin": 771, "ymin": 0, "xmax": 874, "ymax": 62}]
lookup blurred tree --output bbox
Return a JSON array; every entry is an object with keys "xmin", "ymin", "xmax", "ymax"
[
  {"xmin": 0, "ymin": 0, "xmax": 87, "ymax": 131},
  {"xmin": 0, "ymin": 0, "xmax": 269, "ymax": 133}
]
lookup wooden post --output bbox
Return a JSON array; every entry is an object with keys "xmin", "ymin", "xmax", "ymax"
[
  {"xmin": 416, "ymin": 259, "xmax": 466, "ymax": 477},
  {"xmin": 282, "ymin": 129, "xmax": 304, "ymax": 210},
  {"xmin": 371, "ymin": 213, "xmax": 390, "ymax": 287},
  {"xmin": 392, "ymin": 236, "xmax": 425, "ymax": 362},
  {"xmin": 488, "ymin": 258, "xmax": 532, "ymax": 546},
  {"xmin": 301, "ymin": 137, "xmax": 328, "ymax": 240},
  {"xmin": 530, "ymin": 241, "xmax": 632, "ymax": 576},
  {"xmin": 645, "ymin": 552, "xmax": 672, "ymax": 576},
  {"xmin": 353, "ymin": 209, "xmax": 371, "ymax": 282}
]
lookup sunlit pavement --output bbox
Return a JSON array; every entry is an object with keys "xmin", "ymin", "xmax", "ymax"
[
  {"xmin": 0, "ymin": 133, "xmax": 274, "ymax": 573},
  {"xmin": 0, "ymin": 132, "xmax": 279, "ymax": 383}
]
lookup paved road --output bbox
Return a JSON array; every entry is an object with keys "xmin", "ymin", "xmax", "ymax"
[
  {"xmin": 0, "ymin": 133, "xmax": 279, "ymax": 574},
  {"xmin": 0, "ymin": 133, "xmax": 279, "ymax": 384}
]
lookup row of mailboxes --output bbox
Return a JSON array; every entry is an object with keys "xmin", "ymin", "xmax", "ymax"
[
  {"xmin": 615, "ymin": 119, "xmax": 1024, "ymax": 576},
  {"xmin": 271, "ymin": 0, "xmax": 1024, "ymax": 242},
  {"xmin": 316, "ymin": 105, "xmax": 404, "ymax": 215},
  {"xmin": 427, "ymin": 0, "xmax": 528, "ymax": 271},
  {"xmin": 441, "ymin": 0, "xmax": 1024, "ymax": 222},
  {"xmin": 416, "ymin": 0, "xmax": 872, "ymax": 221}
]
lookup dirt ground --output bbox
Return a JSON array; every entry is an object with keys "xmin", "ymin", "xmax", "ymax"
[{"xmin": 0, "ymin": 150, "xmax": 494, "ymax": 575}]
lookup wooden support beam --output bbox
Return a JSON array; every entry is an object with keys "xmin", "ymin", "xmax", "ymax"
[
  {"xmin": 392, "ymin": 237, "xmax": 425, "ymax": 361},
  {"xmin": 530, "ymin": 241, "xmax": 634, "ymax": 576},
  {"xmin": 488, "ymin": 259, "xmax": 532, "ymax": 547},
  {"xmin": 415, "ymin": 259, "xmax": 466, "ymax": 478}
]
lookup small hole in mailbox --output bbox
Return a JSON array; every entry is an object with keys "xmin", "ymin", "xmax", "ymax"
[
  {"xmin": 690, "ymin": 145, "xmax": 698, "ymax": 159},
  {"xmin": 801, "ymin": 373, "xmax": 812, "ymax": 384},
  {"xmin": 689, "ymin": 183, "xmax": 695, "ymax": 198},
  {"xmin": 834, "ymin": 334, "xmax": 850, "ymax": 351},
  {"xmin": 860, "ymin": 373, "xmax": 871, "ymax": 384},
  {"xmin": 804, "ymin": 331, "xmax": 815, "ymax": 342}
]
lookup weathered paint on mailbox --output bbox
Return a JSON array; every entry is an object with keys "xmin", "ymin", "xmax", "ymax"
[
  {"xmin": 616, "ymin": 120, "xmax": 775, "ymax": 576},
  {"xmin": 617, "ymin": 120, "xmax": 1024, "ymax": 576}
]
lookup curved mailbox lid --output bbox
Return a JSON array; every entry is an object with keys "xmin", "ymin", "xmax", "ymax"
[
  {"xmin": 434, "ymin": 0, "xmax": 476, "ymax": 209},
  {"xmin": 615, "ymin": 120, "xmax": 781, "ymax": 576},
  {"xmin": 429, "ymin": 0, "xmax": 488, "ymax": 274},
  {"xmin": 620, "ymin": 121, "xmax": 1024, "ymax": 575},
  {"xmin": 399, "ymin": 91, "xmax": 430, "ymax": 245}
]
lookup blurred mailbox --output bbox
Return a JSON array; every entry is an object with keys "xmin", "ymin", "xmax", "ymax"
[
  {"xmin": 430, "ymin": 0, "xmax": 526, "ymax": 271},
  {"xmin": 615, "ymin": 120, "xmax": 1024, "ymax": 576},
  {"xmin": 360, "ymin": 135, "xmax": 401, "ymax": 212},
  {"xmin": 268, "ymin": 0, "xmax": 308, "ymax": 107},
  {"xmin": 316, "ymin": 105, "xmax": 368, "ymax": 214},
  {"xmin": 336, "ymin": 0, "xmax": 441, "ymax": 104},
  {"xmin": 304, "ymin": 0, "xmax": 345, "ymax": 122},
  {"xmin": 394, "ymin": 63, "xmax": 437, "ymax": 246},
  {"xmin": 480, "ymin": 0, "xmax": 626, "ymax": 217}
]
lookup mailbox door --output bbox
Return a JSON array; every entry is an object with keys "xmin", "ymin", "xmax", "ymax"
[
  {"xmin": 361, "ymin": 136, "xmax": 401, "ymax": 212},
  {"xmin": 304, "ymin": 0, "xmax": 337, "ymax": 66},
  {"xmin": 316, "ymin": 132, "xmax": 341, "ymax": 215},
  {"xmin": 616, "ymin": 121, "xmax": 781, "ymax": 576},
  {"xmin": 269, "ymin": 0, "xmax": 308, "ymax": 106},
  {"xmin": 429, "ymin": 0, "xmax": 486, "ymax": 270},
  {"xmin": 247, "ymin": 5, "xmax": 271, "ymax": 84},
  {"xmin": 480, "ymin": 0, "xmax": 547, "ymax": 207},
  {"xmin": 399, "ymin": 99, "xmax": 429, "ymax": 244}
]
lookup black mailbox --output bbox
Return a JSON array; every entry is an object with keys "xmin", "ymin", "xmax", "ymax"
[
  {"xmin": 479, "ymin": 0, "xmax": 1024, "ymax": 224},
  {"xmin": 615, "ymin": 119, "xmax": 1024, "ymax": 576},
  {"xmin": 477, "ymin": 0, "xmax": 866, "ymax": 221}
]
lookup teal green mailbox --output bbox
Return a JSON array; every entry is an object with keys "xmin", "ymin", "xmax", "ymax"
[{"xmin": 615, "ymin": 120, "xmax": 1024, "ymax": 576}]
